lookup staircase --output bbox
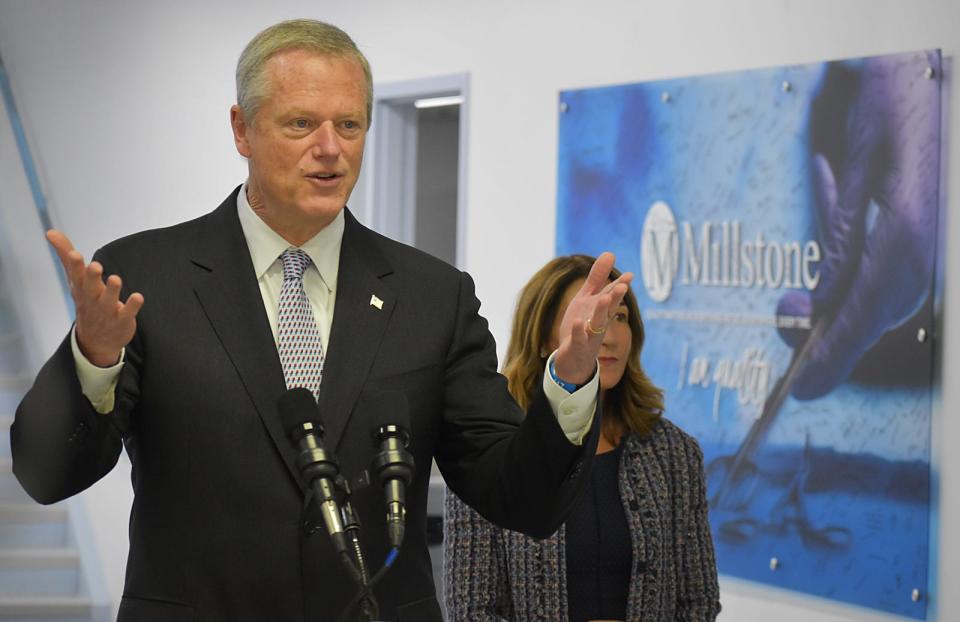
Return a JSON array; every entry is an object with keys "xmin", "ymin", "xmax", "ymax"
[{"xmin": 0, "ymin": 273, "xmax": 96, "ymax": 621}]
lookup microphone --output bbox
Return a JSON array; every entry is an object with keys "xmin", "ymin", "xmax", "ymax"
[
  {"xmin": 367, "ymin": 392, "xmax": 415, "ymax": 549},
  {"xmin": 277, "ymin": 388, "xmax": 349, "ymax": 557}
]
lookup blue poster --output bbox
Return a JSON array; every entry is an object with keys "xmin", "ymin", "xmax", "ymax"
[{"xmin": 557, "ymin": 51, "xmax": 942, "ymax": 619}]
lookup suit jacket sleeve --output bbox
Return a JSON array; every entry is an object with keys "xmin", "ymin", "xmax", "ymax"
[
  {"xmin": 432, "ymin": 269, "xmax": 599, "ymax": 539},
  {"xmin": 11, "ymin": 247, "xmax": 137, "ymax": 504}
]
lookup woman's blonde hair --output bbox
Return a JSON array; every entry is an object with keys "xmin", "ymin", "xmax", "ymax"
[{"xmin": 502, "ymin": 255, "xmax": 663, "ymax": 439}]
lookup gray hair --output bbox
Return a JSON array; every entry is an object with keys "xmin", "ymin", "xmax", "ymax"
[{"xmin": 236, "ymin": 19, "xmax": 373, "ymax": 125}]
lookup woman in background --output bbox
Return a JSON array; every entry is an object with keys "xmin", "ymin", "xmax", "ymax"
[{"xmin": 443, "ymin": 254, "xmax": 720, "ymax": 622}]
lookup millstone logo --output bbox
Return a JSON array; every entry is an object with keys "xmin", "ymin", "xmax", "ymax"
[
  {"xmin": 640, "ymin": 201, "xmax": 822, "ymax": 302},
  {"xmin": 641, "ymin": 201, "xmax": 679, "ymax": 302}
]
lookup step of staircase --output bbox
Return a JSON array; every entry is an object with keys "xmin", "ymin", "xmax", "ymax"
[
  {"xmin": 0, "ymin": 416, "xmax": 11, "ymax": 460},
  {"xmin": 0, "ymin": 504, "xmax": 68, "ymax": 549},
  {"xmin": 0, "ymin": 367, "xmax": 29, "ymax": 390},
  {"xmin": 0, "ymin": 388, "xmax": 24, "ymax": 418},
  {"xmin": 0, "ymin": 329, "xmax": 27, "ymax": 378},
  {"xmin": 0, "ymin": 595, "xmax": 92, "ymax": 621},
  {"xmin": 0, "ymin": 548, "xmax": 81, "ymax": 596},
  {"xmin": 0, "ymin": 464, "xmax": 32, "ymax": 505}
]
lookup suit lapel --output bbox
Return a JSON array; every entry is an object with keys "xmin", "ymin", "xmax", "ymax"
[
  {"xmin": 188, "ymin": 189, "xmax": 302, "ymax": 489},
  {"xmin": 319, "ymin": 209, "xmax": 395, "ymax": 451}
]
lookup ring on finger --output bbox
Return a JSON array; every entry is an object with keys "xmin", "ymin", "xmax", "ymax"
[{"xmin": 585, "ymin": 318, "xmax": 606, "ymax": 335}]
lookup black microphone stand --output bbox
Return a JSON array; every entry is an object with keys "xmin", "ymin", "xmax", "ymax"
[
  {"xmin": 336, "ymin": 418, "xmax": 416, "ymax": 622},
  {"xmin": 279, "ymin": 389, "xmax": 385, "ymax": 622},
  {"xmin": 337, "ymin": 478, "xmax": 379, "ymax": 621},
  {"xmin": 334, "ymin": 467, "xmax": 414, "ymax": 622},
  {"xmin": 294, "ymin": 432, "xmax": 365, "ymax": 591}
]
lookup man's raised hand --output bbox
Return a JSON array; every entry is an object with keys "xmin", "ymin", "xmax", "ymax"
[
  {"xmin": 553, "ymin": 252, "xmax": 632, "ymax": 385},
  {"xmin": 46, "ymin": 230, "xmax": 143, "ymax": 367}
]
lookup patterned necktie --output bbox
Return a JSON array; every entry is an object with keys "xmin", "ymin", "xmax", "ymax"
[{"xmin": 277, "ymin": 248, "xmax": 324, "ymax": 398}]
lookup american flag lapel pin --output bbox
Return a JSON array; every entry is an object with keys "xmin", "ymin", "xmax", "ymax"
[{"xmin": 370, "ymin": 294, "xmax": 384, "ymax": 310}]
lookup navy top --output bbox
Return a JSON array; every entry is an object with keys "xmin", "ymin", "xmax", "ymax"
[{"xmin": 565, "ymin": 443, "xmax": 631, "ymax": 621}]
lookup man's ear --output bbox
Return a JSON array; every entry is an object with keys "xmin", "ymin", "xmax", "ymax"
[{"xmin": 230, "ymin": 105, "xmax": 252, "ymax": 158}]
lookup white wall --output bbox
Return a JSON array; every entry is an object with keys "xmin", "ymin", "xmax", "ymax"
[{"xmin": 0, "ymin": 1, "xmax": 957, "ymax": 620}]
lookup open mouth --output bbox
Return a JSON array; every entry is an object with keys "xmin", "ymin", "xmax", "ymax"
[{"xmin": 308, "ymin": 172, "xmax": 339, "ymax": 180}]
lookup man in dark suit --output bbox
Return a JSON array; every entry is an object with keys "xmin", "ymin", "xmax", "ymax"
[{"xmin": 12, "ymin": 19, "xmax": 630, "ymax": 622}]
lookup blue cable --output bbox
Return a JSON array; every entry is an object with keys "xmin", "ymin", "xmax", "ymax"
[{"xmin": 384, "ymin": 547, "xmax": 399, "ymax": 567}]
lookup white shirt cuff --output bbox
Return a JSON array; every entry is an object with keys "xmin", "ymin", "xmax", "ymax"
[
  {"xmin": 70, "ymin": 326, "xmax": 124, "ymax": 414},
  {"xmin": 542, "ymin": 351, "xmax": 599, "ymax": 445}
]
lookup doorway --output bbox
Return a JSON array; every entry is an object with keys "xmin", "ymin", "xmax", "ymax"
[{"xmin": 351, "ymin": 74, "xmax": 468, "ymax": 268}]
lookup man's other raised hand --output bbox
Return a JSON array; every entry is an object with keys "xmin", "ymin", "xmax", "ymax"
[{"xmin": 46, "ymin": 230, "xmax": 143, "ymax": 367}]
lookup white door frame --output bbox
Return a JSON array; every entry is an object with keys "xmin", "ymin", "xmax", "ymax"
[{"xmin": 354, "ymin": 74, "xmax": 469, "ymax": 268}]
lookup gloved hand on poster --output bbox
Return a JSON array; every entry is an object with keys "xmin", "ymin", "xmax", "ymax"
[{"xmin": 777, "ymin": 52, "xmax": 941, "ymax": 400}]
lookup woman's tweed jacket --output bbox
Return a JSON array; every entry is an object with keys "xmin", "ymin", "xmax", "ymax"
[{"xmin": 443, "ymin": 418, "xmax": 721, "ymax": 621}]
